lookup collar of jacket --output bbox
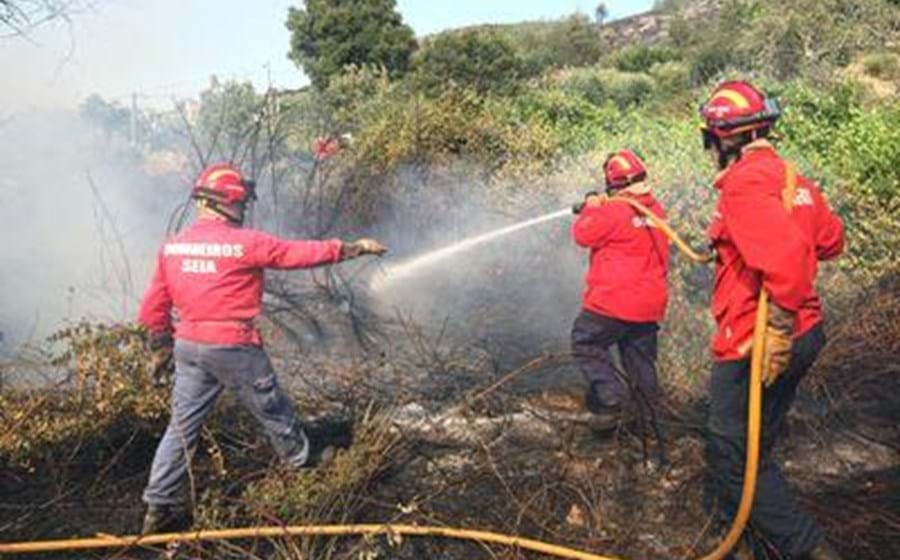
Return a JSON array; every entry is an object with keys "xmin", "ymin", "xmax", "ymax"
[
  {"xmin": 742, "ymin": 138, "xmax": 775, "ymax": 154},
  {"xmin": 619, "ymin": 180, "xmax": 652, "ymax": 196},
  {"xmin": 195, "ymin": 216, "xmax": 238, "ymax": 228}
]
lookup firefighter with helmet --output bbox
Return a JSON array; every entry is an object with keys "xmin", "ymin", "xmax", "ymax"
[
  {"xmin": 700, "ymin": 81, "xmax": 845, "ymax": 560},
  {"xmin": 571, "ymin": 150, "xmax": 670, "ymax": 430},
  {"xmin": 137, "ymin": 163, "xmax": 387, "ymax": 534}
]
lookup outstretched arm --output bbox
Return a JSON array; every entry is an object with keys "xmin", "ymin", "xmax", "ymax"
[{"xmin": 249, "ymin": 232, "xmax": 387, "ymax": 269}]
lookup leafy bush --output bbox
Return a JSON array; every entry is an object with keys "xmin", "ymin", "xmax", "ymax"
[
  {"xmin": 611, "ymin": 45, "xmax": 681, "ymax": 73},
  {"xmin": 557, "ymin": 66, "xmax": 657, "ymax": 109},
  {"xmin": 648, "ymin": 61, "xmax": 692, "ymax": 100},
  {"xmin": 861, "ymin": 51, "xmax": 900, "ymax": 81},
  {"xmin": 414, "ymin": 30, "xmax": 525, "ymax": 97},
  {"xmin": 509, "ymin": 14, "xmax": 605, "ymax": 74},
  {"xmin": 348, "ymin": 87, "xmax": 560, "ymax": 181},
  {"xmin": 0, "ymin": 323, "xmax": 167, "ymax": 467},
  {"xmin": 689, "ymin": 42, "xmax": 738, "ymax": 86},
  {"xmin": 501, "ymin": 88, "xmax": 619, "ymax": 155},
  {"xmin": 776, "ymin": 81, "xmax": 900, "ymax": 274}
]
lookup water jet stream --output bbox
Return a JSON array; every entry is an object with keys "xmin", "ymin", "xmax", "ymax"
[{"xmin": 370, "ymin": 208, "xmax": 570, "ymax": 293}]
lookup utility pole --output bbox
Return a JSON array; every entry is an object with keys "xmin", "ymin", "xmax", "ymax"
[{"xmin": 130, "ymin": 92, "xmax": 138, "ymax": 147}]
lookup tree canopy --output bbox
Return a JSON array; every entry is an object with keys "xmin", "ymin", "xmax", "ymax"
[
  {"xmin": 286, "ymin": 0, "xmax": 416, "ymax": 89},
  {"xmin": 415, "ymin": 30, "xmax": 525, "ymax": 96}
]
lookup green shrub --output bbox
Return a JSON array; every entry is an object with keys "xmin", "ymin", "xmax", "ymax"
[
  {"xmin": 648, "ymin": 61, "xmax": 692, "ymax": 99},
  {"xmin": 689, "ymin": 42, "xmax": 738, "ymax": 86},
  {"xmin": 611, "ymin": 45, "xmax": 681, "ymax": 73},
  {"xmin": 414, "ymin": 30, "xmax": 525, "ymax": 96},
  {"xmin": 861, "ymin": 51, "xmax": 900, "ymax": 81},
  {"xmin": 502, "ymin": 88, "xmax": 619, "ymax": 155},
  {"xmin": 776, "ymin": 80, "xmax": 900, "ymax": 274},
  {"xmin": 503, "ymin": 14, "xmax": 604, "ymax": 75},
  {"xmin": 558, "ymin": 67, "xmax": 657, "ymax": 109},
  {"xmin": 0, "ymin": 323, "xmax": 167, "ymax": 467}
]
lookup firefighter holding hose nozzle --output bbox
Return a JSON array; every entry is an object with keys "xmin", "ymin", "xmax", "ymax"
[
  {"xmin": 571, "ymin": 150, "xmax": 670, "ymax": 431},
  {"xmin": 137, "ymin": 163, "xmax": 387, "ymax": 534},
  {"xmin": 699, "ymin": 81, "xmax": 845, "ymax": 560}
]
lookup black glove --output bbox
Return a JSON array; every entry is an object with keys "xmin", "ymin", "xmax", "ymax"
[
  {"xmin": 147, "ymin": 332, "xmax": 174, "ymax": 385},
  {"xmin": 572, "ymin": 191, "xmax": 605, "ymax": 214}
]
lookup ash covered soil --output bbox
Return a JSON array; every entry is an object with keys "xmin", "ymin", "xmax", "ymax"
[{"xmin": 1, "ymin": 274, "xmax": 897, "ymax": 560}]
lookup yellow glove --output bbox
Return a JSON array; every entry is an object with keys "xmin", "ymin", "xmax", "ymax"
[
  {"xmin": 761, "ymin": 304, "xmax": 794, "ymax": 386},
  {"xmin": 341, "ymin": 238, "xmax": 388, "ymax": 259}
]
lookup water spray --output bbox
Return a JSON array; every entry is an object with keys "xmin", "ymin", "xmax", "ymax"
[{"xmin": 370, "ymin": 208, "xmax": 572, "ymax": 293}]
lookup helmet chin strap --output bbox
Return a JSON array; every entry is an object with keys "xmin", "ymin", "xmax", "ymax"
[{"xmin": 712, "ymin": 129, "xmax": 767, "ymax": 170}]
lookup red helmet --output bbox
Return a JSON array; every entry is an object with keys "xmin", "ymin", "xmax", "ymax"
[
  {"xmin": 192, "ymin": 163, "xmax": 256, "ymax": 205},
  {"xmin": 700, "ymin": 80, "xmax": 781, "ymax": 139},
  {"xmin": 604, "ymin": 149, "xmax": 647, "ymax": 189}
]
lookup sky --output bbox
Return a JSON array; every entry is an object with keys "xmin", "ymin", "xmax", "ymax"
[{"xmin": 0, "ymin": 0, "xmax": 654, "ymax": 112}]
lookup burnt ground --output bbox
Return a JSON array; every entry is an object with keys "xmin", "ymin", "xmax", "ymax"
[{"xmin": 1, "ymin": 274, "xmax": 898, "ymax": 559}]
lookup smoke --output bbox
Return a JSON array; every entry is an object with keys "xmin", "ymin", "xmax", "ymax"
[
  {"xmin": 0, "ymin": 110, "xmax": 183, "ymax": 351},
  {"xmin": 363, "ymin": 164, "xmax": 591, "ymax": 368}
]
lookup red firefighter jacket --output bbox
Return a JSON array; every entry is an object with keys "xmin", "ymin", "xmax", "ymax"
[
  {"xmin": 572, "ymin": 192, "xmax": 670, "ymax": 322},
  {"xmin": 138, "ymin": 218, "xmax": 343, "ymax": 346},
  {"xmin": 708, "ymin": 142, "xmax": 845, "ymax": 360}
]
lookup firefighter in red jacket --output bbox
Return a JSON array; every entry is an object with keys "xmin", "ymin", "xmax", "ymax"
[
  {"xmin": 700, "ymin": 81, "xmax": 845, "ymax": 560},
  {"xmin": 571, "ymin": 150, "xmax": 670, "ymax": 430},
  {"xmin": 137, "ymin": 163, "xmax": 387, "ymax": 534}
]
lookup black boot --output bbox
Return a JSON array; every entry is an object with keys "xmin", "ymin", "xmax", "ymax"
[
  {"xmin": 303, "ymin": 443, "xmax": 337, "ymax": 469},
  {"xmin": 585, "ymin": 394, "xmax": 625, "ymax": 432},
  {"xmin": 805, "ymin": 540, "xmax": 844, "ymax": 560},
  {"xmin": 142, "ymin": 504, "xmax": 193, "ymax": 535}
]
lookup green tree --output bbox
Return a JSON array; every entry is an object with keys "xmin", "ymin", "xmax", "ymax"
[
  {"xmin": 286, "ymin": 0, "xmax": 416, "ymax": 89},
  {"xmin": 515, "ymin": 14, "xmax": 604, "ymax": 73},
  {"xmin": 196, "ymin": 80, "xmax": 262, "ymax": 161},
  {"xmin": 415, "ymin": 30, "xmax": 525, "ymax": 96}
]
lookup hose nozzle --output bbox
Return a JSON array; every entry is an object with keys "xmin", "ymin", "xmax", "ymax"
[{"xmin": 572, "ymin": 190, "xmax": 600, "ymax": 215}]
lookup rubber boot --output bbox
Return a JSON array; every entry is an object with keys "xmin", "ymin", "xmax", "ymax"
[
  {"xmin": 585, "ymin": 396, "xmax": 625, "ymax": 433},
  {"xmin": 142, "ymin": 504, "xmax": 193, "ymax": 535},
  {"xmin": 805, "ymin": 540, "xmax": 844, "ymax": 560}
]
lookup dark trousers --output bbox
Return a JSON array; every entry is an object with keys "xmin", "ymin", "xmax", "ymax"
[
  {"xmin": 706, "ymin": 324, "xmax": 827, "ymax": 557},
  {"xmin": 143, "ymin": 340, "xmax": 309, "ymax": 506},
  {"xmin": 571, "ymin": 309, "xmax": 660, "ymax": 410}
]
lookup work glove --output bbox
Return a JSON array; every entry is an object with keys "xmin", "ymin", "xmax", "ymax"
[
  {"xmin": 341, "ymin": 238, "xmax": 388, "ymax": 260},
  {"xmin": 761, "ymin": 304, "xmax": 794, "ymax": 386},
  {"xmin": 147, "ymin": 332, "xmax": 174, "ymax": 386}
]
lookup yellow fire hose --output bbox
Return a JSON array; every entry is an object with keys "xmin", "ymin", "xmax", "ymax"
[{"xmin": 0, "ymin": 199, "xmax": 770, "ymax": 559}]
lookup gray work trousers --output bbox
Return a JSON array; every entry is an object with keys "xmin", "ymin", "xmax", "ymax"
[{"xmin": 142, "ymin": 340, "xmax": 309, "ymax": 506}]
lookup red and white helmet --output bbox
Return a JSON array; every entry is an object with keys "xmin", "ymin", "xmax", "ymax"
[
  {"xmin": 191, "ymin": 163, "xmax": 256, "ymax": 205},
  {"xmin": 604, "ymin": 149, "xmax": 647, "ymax": 189},
  {"xmin": 700, "ymin": 80, "xmax": 781, "ymax": 139}
]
